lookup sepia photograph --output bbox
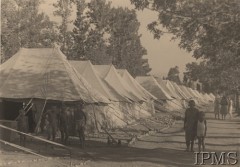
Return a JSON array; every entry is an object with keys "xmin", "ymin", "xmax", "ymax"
[{"xmin": 0, "ymin": 0, "xmax": 240, "ymax": 166}]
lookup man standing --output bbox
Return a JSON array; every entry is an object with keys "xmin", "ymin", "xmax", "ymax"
[
  {"xmin": 74, "ymin": 103, "xmax": 87, "ymax": 148},
  {"xmin": 17, "ymin": 108, "xmax": 29, "ymax": 146},
  {"xmin": 59, "ymin": 105, "xmax": 70, "ymax": 144},
  {"xmin": 184, "ymin": 100, "xmax": 199, "ymax": 152},
  {"xmin": 46, "ymin": 105, "xmax": 59, "ymax": 141}
]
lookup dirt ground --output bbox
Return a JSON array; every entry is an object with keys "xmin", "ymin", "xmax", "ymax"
[{"xmin": 1, "ymin": 103, "xmax": 240, "ymax": 167}]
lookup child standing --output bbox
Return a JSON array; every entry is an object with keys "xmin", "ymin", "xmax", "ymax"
[{"xmin": 197, "ymin": 111, "xmax": 207, "ymax": 152}]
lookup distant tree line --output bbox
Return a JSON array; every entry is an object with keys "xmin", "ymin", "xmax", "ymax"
[{"xmin": 1, "ymin": 0, "xmax": 151, "ymax": 77}]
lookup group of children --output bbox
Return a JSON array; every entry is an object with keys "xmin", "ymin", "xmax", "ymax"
[{"xmin": 184, "ymin": 100, "xmax": 207, "ymax": 152}]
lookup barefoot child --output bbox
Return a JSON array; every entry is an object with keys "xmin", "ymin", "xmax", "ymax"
[{"xmin": 197, "ymin": 111, "xmax": 207, "ymax": 152}]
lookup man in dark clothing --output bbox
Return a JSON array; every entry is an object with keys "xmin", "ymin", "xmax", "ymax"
[
  {"xmin": 59, "ymin": 105, "xmax": 70, "ymax": 145},
  {"xmin": 74, "ymin": 103, "xmax": 86, "ymax": 148},
  {"xmin": 17, "ymin": 108, "xmax": 29, "ymax": 146},
  {"xmin": 46, "ymin": 106, "xmax": 59, "ymax": 141},
  {"xmin": 184, "ymin": 100, "xmax": 199, "ymax": 152}
]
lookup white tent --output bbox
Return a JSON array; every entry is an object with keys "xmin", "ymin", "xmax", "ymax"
[
  {"xmin": 209, "ymin": 93, "xmax": 215, "ymax": 100},
  {"xmin": 178, "ymin": 85, "xmax": 194, "ymax": 99},
  {"xmin": 136, "ymin": 76, "xmax": 183, "ymax": 111},
  {"xmin": 117, "ymin": 69, "xmax": 157, "ymax": 101},
  {"xmin": 94, "ymin": 65, "xmax": 143, "ymax": 102},
  {"xmin": 171, "ymin": 82, "xmax": 189, "ymax": 100},
  {"xmin": 70, "ymin": 60, "xmax": 126, "ymax": 102},
  {"xmin": 0, "ymin": 48, "xmax": 109, "ymax": 103},
  {"xmin": 163, "ymin": 80, "xmax": 183, "ymax": 100}
]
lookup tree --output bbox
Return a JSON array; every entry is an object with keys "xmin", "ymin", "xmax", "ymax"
[
  {"xmin": 108, "ymin": 7, "xmax": 151, "ymax": 77},
  {"xmin": 130, "ymin": 0, "xmax": 240, "ymax": 80},
  {"xmin": 70, "ymin": 0, "xmax": 88, "ymax": 60},
  {"xmin": 130, "ymin": 0, "xmax": 240, "ymax": 59},
  {"xmin": 167, "ymin": 66, "xmax": 181, "ymax": 84},
  {"xmin": 130, "ymin": 0, "xmax": 240, "ymax": 113},
  {"xmin": 53, "ymin": 0, "xmax": 75, "ymax": 55},
  {"xmin": 71, "ymin": 0, "xmax": 151, "ymax": 76},
  {"xmin": 1, "ymin": 0, "xmax": 57, "ymax": 62},
  {"xmin": 71, "ymin": 0, "xmax": 111, "ymax": 63}
]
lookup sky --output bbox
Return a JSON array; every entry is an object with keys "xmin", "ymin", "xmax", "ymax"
[{"xmin": 40, "ymin": 0, "xmax": 197, "ymax": 78}]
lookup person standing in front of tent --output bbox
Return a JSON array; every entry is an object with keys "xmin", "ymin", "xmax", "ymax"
[
  {"xmin": 220, "ymin": 95, "xmax": 228, "ymax": 120},
  {"xmin": 46, "ymin": 105, "xmax": 59, "ymax": 141},
  {"xmin": 59, "ymin": 105, "xmax": 70, "ymax": 145},
  {"xmin": 184, "ymin": 100, "xmax": 199, "ymax": 152},
  {"xmin": 75, "ymin": 103, "xmax": 87, "ymax": 148},
  {"xmin": 17, "ymin": 107, "xmax": 29, "ymax": 146}
]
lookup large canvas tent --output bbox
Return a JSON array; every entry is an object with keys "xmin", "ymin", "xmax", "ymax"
[
  {"xmin": 154, "ymin": 77, "xmax": 178, "ymax": 99},
  {"xmin": 178, "ymin": 85, "xmax": 194, "ymax": 99},
  {"xmin": 162, "ymin": 80, "xmax": 183, "ymax": 100},
  {"xmin": 117, "ymin": 69, "xmax": 157, "ymax": 101},
  {"xmin": 161, "ymin": 80, "xmax": 187, "ymax": 108},
  {"xmin": 93, "ymin": 65, "xmax": 152, "ymax": 120},
  {"xmin": 94, "ymin": 65, "xmax": 143, "ymax": 102},
  {"xmin": 70, "ymin": 60, "xmax": 132, "ymax": 129},
  {"xmin": 70, "ymin": 61, "xmax": 154, "ymax": 130},
  {"xmin": 136, "ymin": 76, "xmax": 172, "ymax": 100},
  {"xmin": 0, "ymin": 48, "xmax": 110, "ymax": 136},
  {"xmin": 171, "ymin": 82, "xmax": 189, "ymax": 100},
  {"xmin": 0, "ymin": 48, "xmax": 109, "ymax": 103},
  {"xmin": 135, "ymin": 76, "xmax": 183, "ymax": 111},
  {"xmin": 209, "ymin": 93, "xmax": 215, "ymax": 100},
  {"xmin": 70, "ymin": 60, "xmax": 126, "ymax": 102},
  {"xmin": 117, "ymin": 69, "xmax": 156, "ymax": 115}
]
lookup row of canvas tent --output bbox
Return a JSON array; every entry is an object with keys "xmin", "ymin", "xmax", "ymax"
[
  {"xmin": 136, "ymin": 76, "xmax": 215, "ymax": 112},
  {"xmin": 0, "ymin": 48, "xmax": 215, "ymax": 133}
]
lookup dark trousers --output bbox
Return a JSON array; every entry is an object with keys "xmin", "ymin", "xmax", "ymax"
[{"xmin": 185, "ymin": 130, "xmax": 196, "ymax": 151}]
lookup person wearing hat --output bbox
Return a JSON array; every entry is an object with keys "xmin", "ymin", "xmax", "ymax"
[{"xmin": 184, "ymin": 100, "xmax": 199, "ymax": 152}]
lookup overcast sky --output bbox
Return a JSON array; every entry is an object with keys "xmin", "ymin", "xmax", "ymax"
[{"xmin": 40, "ymin": 0, "xmax": 197, "ymax": 78}]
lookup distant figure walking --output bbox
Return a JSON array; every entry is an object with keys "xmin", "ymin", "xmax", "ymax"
[
  {"xmin": 228, "ymin": 97, "xmax": 233, "ymax": 119},
  {"xmin": 214, "ymin": 95, "xmax": 221, "ymax": 119},
  {"xmin": 197, "ymin": 112, "xmax": 207, "ymax": 152},
  {"xmin": 220, "ymin": 95, "xmax": 228, "ymax": 120},
  {"xmin": 184, "ymin": 100, "xmax": 199, "ymax": 152},
  {"xmin": 17, "ymin": 108, "xmax": 29, "ymax": 146}
]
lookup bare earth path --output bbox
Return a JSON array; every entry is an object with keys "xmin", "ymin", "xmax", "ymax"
[
  {"xmin": 1, "ymin": 105, "xmax": 240, "ymax": 167},
  {"xmin": 85, "ymin": 106, "xmax": 240, "ymax": 167}
]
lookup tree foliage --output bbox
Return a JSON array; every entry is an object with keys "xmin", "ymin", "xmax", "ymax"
[
  {"xmin": 53, "ymin": 0, "xmax": 75, "ymax": 55},
  {"xmin": 167, "ymin": 66, "xmax": 181, "ymax": 84},
  {"xmin": 71, "ymin": 0, "xmax": 151, "ymax": 76},
  {"xmin": 107, "ymin": 7, "xmax": 151, "ymax": 77},
  {"xmin": 1, "ymin": 0, "xmax": 57, "ymax": 62},
  {"xmin": 131, "ymin": 0, "xmax": 240, "ymax": 92}
]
